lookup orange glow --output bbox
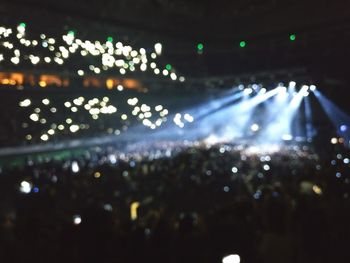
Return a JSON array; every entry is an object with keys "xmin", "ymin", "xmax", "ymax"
[
  {"xmin": 1, "ymin": 79, "xmax": 10, "ymax": 85},
  {"xmin": 130, "ymin": 202, "xmax": 140, "ymax": 220},
  {"xmin": 106, "ymin": 79, "xmax": 114, "ymax": 89},
  {"xmin": 39, "ymin": 75, "xmax": 62, "ymax": 87},
  {"xmin": 0, "ymin": 72, "xmax": 24, "ymax": 85},
  {"xmin": 123, "ymin": 79, "xmax": 140, "ymax": 89},
  {"xmin": 10, "ymin": 73, "xmax": 24, "ymax": 85},
  {"xmin": 62, "ymin": 79, "xmax": 69, "ymax": 87},
  {"xmin": 83, "ymin": 77, "xmax": 102, "ymax": 88},
  {"xmin": 27, "ymin": 75, "xmax": 36, "ymax": 86},
  {"xmin": 0, "ymin": 71, "xmax": 144, "ymax": 91}
]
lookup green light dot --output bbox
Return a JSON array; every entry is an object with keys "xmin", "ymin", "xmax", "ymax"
[
  {"xmin": 289, "ymin": 34, "xmax": 296, "ymax": 41},
  {"xmin": 166, "ymin": 64, "xmax": 172, "ymax": 70},
  {"xmin": 19, "ymin": 22, "xmax": 26, "ymax": 28},
  {"xmin": 107, "ymin": 36, "xmax": 113, "ymax": 42},
  {"xmin": 239, "ymin": 41, "xmax": 246, "ymax": 48},
  {"xmin": 68, "ymin": 30, "xmax": 75, "ymax": 36},
  {"xmin": 197, "ymin": 43, "xmax": 204, "ymax": 50}
]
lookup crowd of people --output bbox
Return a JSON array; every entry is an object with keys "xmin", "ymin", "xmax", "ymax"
[{"xmin": 0, "ymin": 141, "xmax": 349, "ymax": 263}]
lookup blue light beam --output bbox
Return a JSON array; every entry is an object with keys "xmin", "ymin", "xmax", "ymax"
[{"xmin": 313, "ymin": 89, "xmax": 350, "ymax": 146}]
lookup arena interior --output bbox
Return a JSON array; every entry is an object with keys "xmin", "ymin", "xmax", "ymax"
[{"xmin": 0, "ymin": 1, "xmax": 350, "ymax": 262}]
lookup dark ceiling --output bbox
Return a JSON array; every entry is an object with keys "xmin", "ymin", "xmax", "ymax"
[{"xmin": 2, "ymin": 0, "xmax": 350, "ymax": 41}]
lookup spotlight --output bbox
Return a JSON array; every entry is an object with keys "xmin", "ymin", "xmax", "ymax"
[
  {"xmin": 276, "ymin": 86, "xmax": 288, "ymax": 101},
  {"xmin": 289, "ymin": 81, "xmax": 296, "ymax": 88},
  {"xmin": 278, "ymin": 86, "xmax": 287, "ymax": 93},
  {"xmin": 314, "ymin": 90, "xmax": 350, "ymax": 145},
  {"xmin": 310, "ymin": 85, "xmax": 316, "ymax": 91},
  {"xmin": 243, "ymin": 88, "xmax": 253, "ymax": 95},
  {"xmin": 256, "ymin": 84, "xmax": 306, "ymax": 144},
  {"xmin": 252, "ymin": 84, "xmax": 259, "ymax": 90},
  {"xmin": 282, "ymin": 134, "xmax": 293, "ymax": 141},
  {"xmin": 259, "ymin": 88, "xmax": 267, "ymax": 94},
  {"xmin": 300, "ymin": 85, "xmax": 310, "ymax": 97},
  {"xmin": 251, "ymin": 123, "xmax": 259, "ymax": 132}
]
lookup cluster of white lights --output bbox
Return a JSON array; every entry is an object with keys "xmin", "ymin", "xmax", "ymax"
[
  {"xmin": 331, "ymin": 137, "xmax": 346, "ymax": 145},
  {"xmin": 21, "ymin": 96, "xmax": 118, "ymax": 141},
  {"xmin": 243, "ymin": 88, "xmax": 253, "ymax": 96},
  {"xmin": 0, "ymin": 24, "xmax": 185, "ymax": 82},
  {"xmin": 19, "ymin": 98, "xmax": 31, "ymax": 107},
  {"xmin": 19, "ymin": 94, "xmax": 177, "ymax": 142},
  {"xmin": 173, "ymin": 113, "xmax": 194, "ymax": 128},
  {"xmin": 19, "ymin": 180, "xmax": 32, "ymax": 194},
  {"xmin": 128, "ymin": 99, "xmax": 170, "ymax": 129},
  {"xmin": 127, "ymin": 97, "xmax": 138, "ymax": 106},
  {"xmin": 39, "ymin": 96, "xmax": 121, "ymax": 141}
]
